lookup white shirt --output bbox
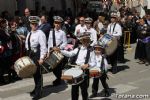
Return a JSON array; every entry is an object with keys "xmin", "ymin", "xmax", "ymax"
[
  {"xmin": 48, "ymin": 29, "xmax": 67, "ymax": 52},
  {"xmin": 74, "ymin": 24, "xmax": 87, "ymax": 36},
  {"xmin": 107, "ymin": 23, "xmax": 122, "ymax": 37},
  {"xmin": 61, "ymin": 46, "xmax": 96, "ymax": 67},
  {"xmin": 25, "ymin": 30, "xmax": 47, "ymax": 59},
  {"xmin": 86, "ymin": 28, "xmax": 97, "ymax": 46},
  {"xmin": 147, "ymin": 20, "xmax": 150, "ymax": 26},
  {"xmin": 95, "ymin": 55, "xmax": 108, "ymax": 72}
]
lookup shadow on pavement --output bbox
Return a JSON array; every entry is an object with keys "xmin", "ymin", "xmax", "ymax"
[
  {"xmin": 116, "ymin": 65, "xmax": 130, "ymax": 73},
  {"xmin": 89, "ymin": 88, "xmax": 116, "ymax": 100},
  {"xmin": 117, "ymin": 58, "xmax": 130, "ymax": 64},
  {"xmin": 41, "ymin": 81, "xmax": 68, "ymax": 98}
]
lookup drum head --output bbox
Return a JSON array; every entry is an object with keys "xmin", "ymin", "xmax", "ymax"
[
  {"xmin": 14, "ymin": 56, "xmax": 37, "ymax": 78},
  {"xmin": 63, "ymin": 68, "xmax": 83, "ymax": 78},
  {"xmin": 90, "ymin": 67, "xmax": 101, "ymax": 72},
  {"xmin": 105, "ymin": 37, "xmax": 118, "ymax": 56},
  {"xmin": 98, "ymin": 34, "xmax": 118, "ymax": 56}
]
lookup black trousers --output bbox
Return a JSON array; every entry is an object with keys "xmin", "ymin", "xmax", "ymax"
[
  {"xmin": 0, "ymin": 56, "xmax": 12, "ymax": 83},
  {"xmin": 52, "ymin": 57, "xmax": 68, "ymax": 81},
  {"xmin": 117, "ymin": 37, "xmax": 124, "ymax": 62},
  {"xmin": 146, "ymin": 42, "xmax": 150, "ymax": 63},
  {"xmin": 92, "ymin": 73, "xmax": 109, "ymax": 94},
  {"xmin": 109, "ymin": 48, "xmax": 118, "ymax": 68},
  {"xmin": 71, "ymin": 70, "xmax": 89, "ymax": 100},
  {"xmin": 52, "ymin": 62, "xmax": 62, "ymax": 81},
  {"xmin": 28, "ymin": 51, "xmax": 43, "ymax": 94}
]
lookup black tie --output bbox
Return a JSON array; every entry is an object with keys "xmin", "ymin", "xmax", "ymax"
[
  {"xmin": 53, "ymin": 29, "xmax": 56, "ymax": 47},
  {"xmin": 28, "ymin": 32, "xmax": 31, "ymax": 50}
]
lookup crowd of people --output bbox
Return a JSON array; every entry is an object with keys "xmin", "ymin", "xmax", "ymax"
[{"xmin": 0, "ymin": 3, "xmax": 150, "ymax": 100}]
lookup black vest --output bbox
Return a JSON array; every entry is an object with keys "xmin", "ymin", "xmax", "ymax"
[{"xmin": 69, "ymin": 46, "xmax": 92, "ymax": 65}]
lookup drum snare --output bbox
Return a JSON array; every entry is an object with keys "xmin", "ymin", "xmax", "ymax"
[
  {"xmin": 98, "ymin": 34, "xmax": 118, "ymax": 56},
  {"xmin": 61, "ymin": 68, "xmax": 84, "ymax": 85},
  {"xmin": 89, "ymin": 67, "xmax": 101, "ymax": 78},
  {"xmin": 44, "ymin": 51, "xmax": 64, "ymax": 70},
  {"xmin": 14, "ymin": 56, "xmax": 37, "ymax": 78}
]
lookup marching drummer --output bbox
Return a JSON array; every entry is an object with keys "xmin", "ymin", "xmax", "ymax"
[
  {"xmin": 106, "ymin": 11, "xmax": 122, "ymax": 74},
  {"xmin": 25, "ymin": 16, "xmax": 47, "ymax": 100},
  {"xmin": 59, "ymin": 32, "xmax": 96, "ymax": 100},
  {"xmin": 47, "ymin": 16, "xmax": 67, "ymax": 86},
  {"xmin": 84, "ymin": 17, "xmax": 97, "ymax": 46},
  {"xmin": 89, "ymin": 44, "xmax": 109, "ymax": 98}
]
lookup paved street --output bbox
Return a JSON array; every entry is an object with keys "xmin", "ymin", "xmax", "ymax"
[{"xmin": 0, "ymin": 44, "xmax": 150, "ymax": 100}]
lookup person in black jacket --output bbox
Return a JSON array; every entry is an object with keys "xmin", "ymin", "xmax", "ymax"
[{"xmin": 0, "ymin": 18, "xmax": 12, "ymax": 85}]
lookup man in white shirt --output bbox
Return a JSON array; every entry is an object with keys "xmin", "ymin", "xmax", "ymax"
[
  {"xmin": 25, "ymin": 16, "xmax": 47, "ymax": 99},
  {"xmin": 47, "ymin": 16, "xmax": 67, "ymax": 86},
  {"xmin": 106, "ymin": 12, "xmax": 122, "ymax": 74},
  {"xmin": 85, "ymin": 17, "xmax": 97, "ymax": 46},
  {"xmin": 60, "ymin": 32, "xmax": 96, "ymax": 100},
  {"xmin": 74, "ymin": 16, "xmax": 87, "ymax": 36}
]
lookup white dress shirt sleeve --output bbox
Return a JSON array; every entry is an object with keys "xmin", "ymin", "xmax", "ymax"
[
  {"xmin": 48, "ymin": 31, "xmax": 53, "ymax": 52},
  {"xmin": 74, "ymin": 25, "xmax": 79, "ymax": 36},
  {"xmin": 59, "ymin": 31, "xmax": 67, "ymax": 50},
  {"xmin": 106, "ymin": 24, "xmax": 111, "ymax": 35},
  {"xmin": 25, "ymin": 32, "xmax": 30, "ymax": 50},
  {"xmin": 113, "ymin": 24, "xmax": 122, "ymax": 37},
  {"xmin": 39, "ymin": 31, "xmax": 47, "ymax": 59},
  {"xmin": 104, "ymin": 58, "xmax": 109, "ymax": 72},
  {"xmin": 90, "ymin": 29, "xmax": 97, "ymax": 46},
  {"xmin": 88, "ymin": 51, "xmax": 96, "ymax": 68},
  {"xmin": 61, "ymin": 48, "xmax": 78, "ymax": 57}
]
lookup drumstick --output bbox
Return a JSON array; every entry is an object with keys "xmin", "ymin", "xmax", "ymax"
[
  {"xmin": 67, "ymin": 64, "xmax": 90, "ymax": 70},
  {"xmin": 67, "ymin": 64, "xmax": 81, "ymax": 68}
]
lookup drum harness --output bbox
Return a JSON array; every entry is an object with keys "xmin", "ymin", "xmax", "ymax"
[
  {"xmin": 100, "ymin": 55, "xmax": 109, "ymax": 79},
  {"xmin": 68, "ymin": 46, "xmax": 92, "ymax": 79},
  {"xmin": 109, "ymin": 23, "xmax": 117, "ymax": 35}
]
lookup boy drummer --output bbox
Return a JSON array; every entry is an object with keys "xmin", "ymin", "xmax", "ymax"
[
  {"xmin": 56, "ymin": 32, "xmax": 96, "ymax": 100},
  {"xmin": 90, "ymin": 44, "xmax": 110, "ymax": 98}
]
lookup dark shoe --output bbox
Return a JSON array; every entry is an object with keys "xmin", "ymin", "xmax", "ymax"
[
  {"xmin": 30, "ymin": 89, "xmax": 35, "ymax": 97},
  {"xmin": 145, "ymin": 62, "xmax": 150, "ymax": 66},
  {"xmin": 104, "ymin": 89, "xmax": 110, "ymax": 97},
  {"xmin": 112, "ymin": 67, "xmax": 117, "ymax": 74},
  {"xmin": 0, "ymin": 78, "xmax": 7, "ymax": 86},
  {"xmin": 138, "ymin": 61, "xmax": 145, "ymax": 64},
  {"xmin": 89, "ymin": 93, "xmax": 97, "ymax": 98},
  {"xmin": 0, "ymin": 81, "xmax": 7, "ymax": 86},
  {"xmin": 32, "ymin": 92, "xmax": 42, "ymax": 100},
  {"xmin": 53, "ymin": 79, "xmax": 61, "ymax": 86}
]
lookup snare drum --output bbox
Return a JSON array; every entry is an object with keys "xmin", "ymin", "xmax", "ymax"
[
  {"xmin": 44, "ymin": 51, "xmax": 64, "ymax": 70},
  {"xmin": 98, "ymin": 34, "xmax": 118, "ymax": 56},
  {"xmin": 14, "ymin": 56, "xmax": 37, "ymax": 78},
  {"xmin": 61, "ymin": 68, "xmax": 84, "ymax": 85},
  {"xmin": 89, "ymin": 67, "xmax": 101, "ymax": 78}
]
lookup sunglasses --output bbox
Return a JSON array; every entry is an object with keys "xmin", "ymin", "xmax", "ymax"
[
  {"xmin": 85, "ymin": 22, "xmax": 91, "ymax": 24},
  {"xmin": 54, "ymin": 21, "xmax": 61, "ymax": 24}
]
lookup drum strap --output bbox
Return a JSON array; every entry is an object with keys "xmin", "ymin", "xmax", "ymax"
[
  {"xmin": 100, "ymin": 55, "xmax": 105, "ymax": 73},
  {"xmin": 69, "ymin": 46, "xmax": 91, "ymax": 65},
  {"xmin": 69, "ymin": 47, "xmax": 81, "ymax": 64},
  {"xmin": 84, "ymin": 47, "xmax": 91, "ymax": 64},
  {"xmin": 53, "ymin": 29, "xmax": 56, "ymax": 47},
  {"xmin": 110, "ymin": 23, "xmax": 117, "ymax": 34}
]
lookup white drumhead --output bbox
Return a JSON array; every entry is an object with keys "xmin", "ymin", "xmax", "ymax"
[
  {"xmin": 90, "ymin": 67, "xmax": 101, "ymax": 72},
  {"xmin": 14, "ymin": 56, "xmax": 36, "ymax": 78},
  {"xmin": 64, "ymin": 68, "xmax": 83, "ymax": 78},
  {"xmin": 15, "ymin": 56, "xmax": 32, "ymax": 66}
]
